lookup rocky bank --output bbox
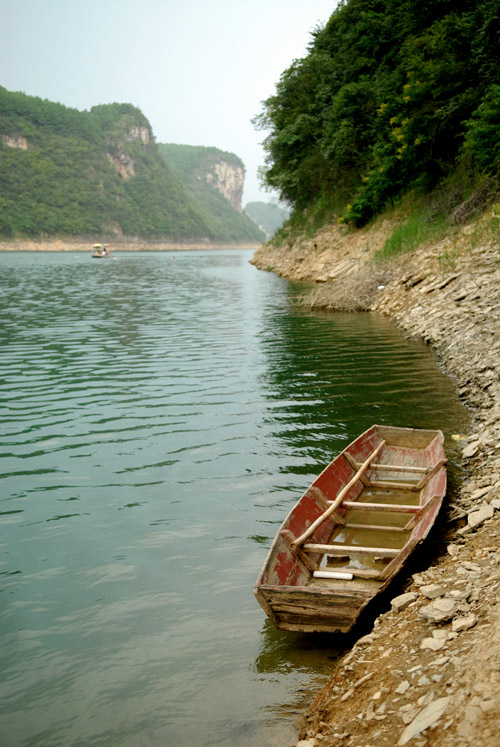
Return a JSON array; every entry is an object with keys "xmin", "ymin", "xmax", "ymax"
[{"xmin": 251, "ymin": 210, "xmax": 500, "ymax": 745}]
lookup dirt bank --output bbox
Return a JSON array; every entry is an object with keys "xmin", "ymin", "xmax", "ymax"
[{"xmin": 252, "ymin": 212, "xmax": 500, "ymax": 745}]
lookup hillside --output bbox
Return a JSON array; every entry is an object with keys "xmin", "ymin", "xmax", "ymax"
[
  {"xmin": 158, "ymin": 143, "xmax": 264, "ymax": 243},
  {"xmin": 0, "ymin": 87, "xmax": 263, "ymax": 243},
  {"xmin": 257, "ymin": 0, "xmax": 500, "ymax": 233},
  {"xmin": 243, "ymin": 200, "xmax": 290, "ymax": 239}
]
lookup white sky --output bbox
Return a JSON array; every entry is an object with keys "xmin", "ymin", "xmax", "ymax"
[{"xmin": 1, "ymin": 0, "xmax": 338, "ymax": 204}]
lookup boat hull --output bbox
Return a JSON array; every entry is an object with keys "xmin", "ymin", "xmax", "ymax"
[{"xmin": 254, "ymin": 425, "xmax": 447, "ymax": 633}]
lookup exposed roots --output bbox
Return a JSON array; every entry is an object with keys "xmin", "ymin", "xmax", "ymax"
[{"xmin": 293, "ymin": 264, "xmax": 393, "ymax": 312}]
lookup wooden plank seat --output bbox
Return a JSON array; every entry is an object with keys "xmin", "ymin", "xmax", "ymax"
[
  {"xmin": 344, "ymin": 522, "xmax": 406, "ymax": 532},
  {"xmin": 346, "ymin": 452, "xmax": 447, "ymax": 491},
  {"xmin": 303, "ymin": 543, "xmax": 400, "ymax": 558},
  {"xmin": 341, "ymin": 500, "xmax": 419, "ymax": 513}
]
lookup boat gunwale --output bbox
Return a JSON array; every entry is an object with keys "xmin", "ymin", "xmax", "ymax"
[{"xmin": 254, "ymin": 424, "xmax": 447, "ymax": 632}]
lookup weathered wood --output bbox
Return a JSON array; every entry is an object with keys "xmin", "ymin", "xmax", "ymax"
[
  {"xmin": 344, "ymin": 451, "xmax": 372, "ymax": 486},
  {"xmin": 303, "ymin": 543, "xmax": 400, "ymax": 558},
  {"xmin": 373, "ymin": 463, "xmax": 427, "ymax": 473},
  {"xmin": 304, "ymin": 487, "xmax": 346, "ymax": 525},
  {"xmin": 254, "ymin": 425, "xmax": 447, "ymax": 634},
  {"xmin": 291, "ymin": 440, "xmax": 386, "ymax": 550},
  {"xmin": 414, "ymin": 459, "xmax": 447, "ymax": 489},
  {"xmin": 347, "ymin": 567, "xmax": 383, "ymax": 580},
  {"xmin": 258, "ymin": 584, "xmax": 371, "ymax": 604},
  {"xmin": 345, "ymin": 522, "xmax": 406, "ymax": 533},
  {"xmin": 280, "ymin": 529, "xmax": 318, "ymax": 572},
  {"xmin": 369, "ymin": 479, "xmax": 420, "ymax": 490},
  {"xmin": 403, "ymin": 493, "xmax": 442, "ymax": 531},
  {"xmin": 342, "ymin": 500, "xmax": 419, "ymax": 513},
  {"xmin": 352, "ymin": 461, "xmax": 427, "ymax": 474},
  {"xmin": 305, "ymin": 486, "xmax": 330, "ymax": 509},
  {"xmin": 378, "ymin": 539, "xmax": 418, "ymax": 581}
]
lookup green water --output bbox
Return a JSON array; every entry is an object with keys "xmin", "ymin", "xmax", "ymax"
[{"xmin": 0, "ymin": 250, "xmax": 469, "ymax": 746}]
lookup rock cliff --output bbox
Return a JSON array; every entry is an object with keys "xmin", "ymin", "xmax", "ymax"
[
  {"xmin": 201, "ymin": 158, "xmax": 244, "ymax": 211},
  {"xmin": 158, "ymin": 143, "xmax": 264, "ymax": 243}
]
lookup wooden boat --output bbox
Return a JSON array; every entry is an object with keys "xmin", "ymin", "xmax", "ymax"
[
  {"xmin": 91, "ymin": 243, "xmax": 113, "ymax": 258},
  {"xmin": 254, "ymin": 425, "xmax": 447, "ymax": 634}
]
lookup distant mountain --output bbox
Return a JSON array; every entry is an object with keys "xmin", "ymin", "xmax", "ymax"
[
  {"xmin": 158, "ymin": 144, "xmax": 264, "ymax": 243},
  {"xmin": 244, "ymin": 201, "xmax": 290, "ymax": 239},
  {"xmin": 0, "ymin": 86, "xmax": 264, "ymax": 243}
]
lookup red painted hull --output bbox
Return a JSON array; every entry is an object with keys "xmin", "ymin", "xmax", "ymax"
[{"xmin": 254, "ymin": 425, "xmax": 447, "ymax": 633}]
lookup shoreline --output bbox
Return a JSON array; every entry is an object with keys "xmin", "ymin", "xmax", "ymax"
[
  {"xmin": 0, "ymin": 239, "xmax": 262, "ymax": 252},
  {"xmin": 252, "ymin": 214, "xmax": 500, "ymax": 745}
]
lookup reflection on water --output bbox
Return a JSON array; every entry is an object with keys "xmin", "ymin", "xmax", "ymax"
[{"xmin": 0, "ymin": 250, "xmax": 469, "ymax": 746}]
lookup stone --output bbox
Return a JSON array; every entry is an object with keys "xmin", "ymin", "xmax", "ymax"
[
  {"xmin": 468, "ymin": 503, "xmax": 494, "ymax": 528},
  {"xmin": 354, "ymin": 672, "xmax": 375, "ymax": 688},
  {"xmin": 420, "ymin": 598, "xmax": 456, "ymax": 623},
  {"xmin": 421, "ymin": 636, "xmax": 446, "ymax": 651},
  {"xmin": 432, "ymin": 629, "xmax": 449, "ymax": 640},
  {"xmin": 420, "ymin": 583, "xmax": 445, "ymax": 599},
  {"xmin": 400, "ymin": 704, "xmax": 420, "ymax": 725},
  {"xmin": 463, "ymin": 440, "xmax": 480, "ymax": 458},
  {"xmin": 417, "ymin": 691, "xmax": 436, "ymax": 708},
  {"xmin": 491, "ymin": 498, "xmax": 500, "ymax": 510},
  {"xmin": 396, "ymin": 680, "xmax": 411, "ymax": 694},
  {"xmin": 451, "ymin": 613, "xmax": 477, "ymax": 632},
  {"xmin": 392, "ymin": 592, "xmax": 419, "ymax": 612},
  {"xmin": 398, "ymin": 697, "xmax": 451, "ymax": 745},
  {"xmin": 412, "ymin": 572, "xmax": 430, "ymax": 586},
  {"xmin": 470, "ymin": 486, "xmax": 493, "ymax": 500},
  {"xmin": 429, "ymin": 656, "xmax": 450, "ymax": 667}
]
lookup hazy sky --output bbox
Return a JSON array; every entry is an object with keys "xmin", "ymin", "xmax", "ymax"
[{"xmin": 1, "ymin": 0, "xmax": 338, "ymax": 204}]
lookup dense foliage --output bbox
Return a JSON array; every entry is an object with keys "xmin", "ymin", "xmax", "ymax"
[
  {"xmin": 257, "ymin": 0, "xmax": 500, "ymax": 227},
  {"xmin": 158, "ymin": 144, "xmax": 264, "ymax": 242},
  {"xmin": 0, "ymin": 87, "xmax": 263, "ymax": 242}
]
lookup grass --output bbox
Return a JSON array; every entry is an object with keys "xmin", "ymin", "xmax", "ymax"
[{"xmin": 375, "ymin": 209, "xmax": 449, "ymax": 263}]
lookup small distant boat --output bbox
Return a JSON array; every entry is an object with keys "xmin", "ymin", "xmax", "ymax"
[
  {"xmin": 91, "ymin": 243, "xmax": 114, "ymax": 258},
  {"xmin": 254, "ymin": 425, "xmax": 447, "ymax": 634}
]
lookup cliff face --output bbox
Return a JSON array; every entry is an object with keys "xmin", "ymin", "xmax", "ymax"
[
  {"xmin": 106, "ymin": 124, "xmax": 152, "ymax": 180},
  {"xmin": 201, "ymin": 159, "xmax": 244, "ymax": 211},
  {"xmin": 158, "ymin": 143, "xmax": 265, "ymax": 243}
]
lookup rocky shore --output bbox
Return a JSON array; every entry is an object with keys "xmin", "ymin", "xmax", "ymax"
[{"xmin": 251, "ymin": 210, "xmax": 500, "ymax": 745}]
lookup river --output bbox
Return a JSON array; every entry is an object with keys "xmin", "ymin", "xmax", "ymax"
[{"xmin": 0, "ymin": 249, "xmax": 469, "ymax": 746}]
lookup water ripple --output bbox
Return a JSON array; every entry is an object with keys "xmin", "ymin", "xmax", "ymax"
[{"xmin": 0, "ymin": 250, "xmax": 469, "ymax": 747}]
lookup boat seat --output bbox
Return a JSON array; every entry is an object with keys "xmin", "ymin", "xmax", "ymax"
[{"xmin": 303, "ymin": 542, "xmax": 400, "ymax": 558}]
